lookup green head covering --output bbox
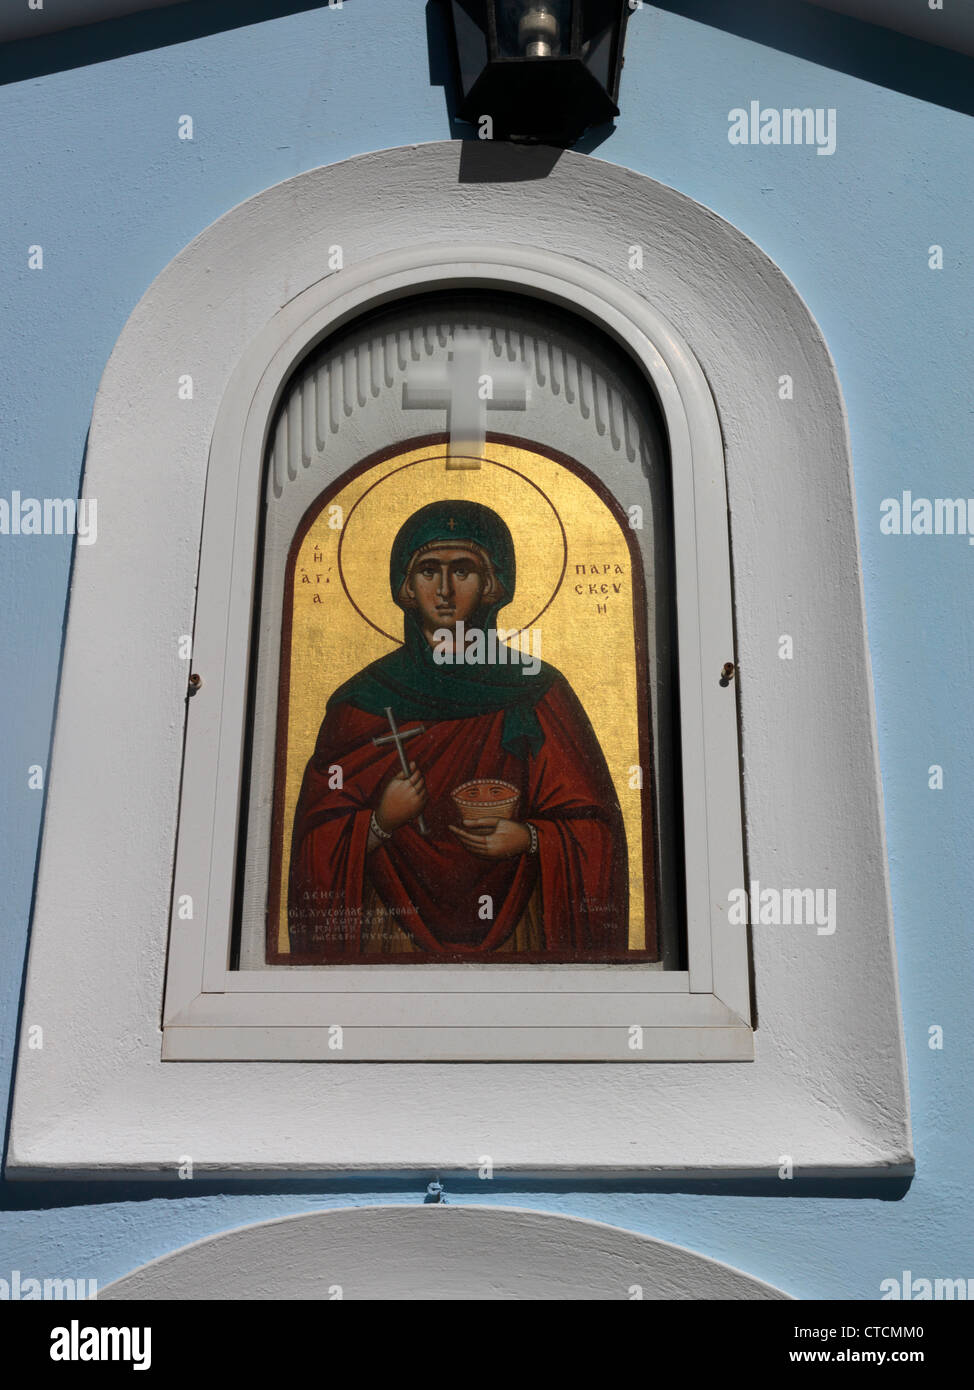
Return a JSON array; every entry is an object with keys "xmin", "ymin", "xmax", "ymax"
[
  {"xmin": 328, "ymin": 499, "xmax": 557, "ymax": 757},
  {"xmin": 389, "ymin": 499, "xmax": 516, "ymax": 627}
]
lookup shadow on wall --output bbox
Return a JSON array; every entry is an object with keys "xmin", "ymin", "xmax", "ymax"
[
  {"xmin": 0, "ymin": 1174, "xmax": 912, "ymax": 1214},
  {"xmin": 0, "ymin": 0, "xmax": 618, "ymax": 156},
  {"xmin": 0, "ymin": 0, "xmax": 325, "ymax": 85},
  {"xmin": 649, "ymin": 0, "xmax": 974, "ymax": 118},
  {"xmin": 4, "ymin": 0, "xmax": 973, "ymax": 122}
]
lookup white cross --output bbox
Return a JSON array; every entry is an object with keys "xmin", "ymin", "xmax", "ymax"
[{"xmin": 403, "ymin": 329, "xmax": 531, "ymax": 469}]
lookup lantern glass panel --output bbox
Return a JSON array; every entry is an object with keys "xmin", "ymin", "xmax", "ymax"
[
  {"xmin": 579, "ymin": 1, "xmax": 618, "ymax": 91},
  {"xmin": 496, "ymin": 1, "xmax": 573, "ymax": 58}
]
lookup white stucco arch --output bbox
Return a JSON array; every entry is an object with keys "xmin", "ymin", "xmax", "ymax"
[
  {"xmin": 100, "ymin": 1205, "xmax": 794, "ymax": 1300},
  {"xmin": 9, "ymin": 142, "xmax": 910, "ymax": 1179}
]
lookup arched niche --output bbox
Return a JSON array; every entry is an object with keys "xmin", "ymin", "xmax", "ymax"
[{"xmin": 8, "ymin": 143, "xmax": 910, "ymax": 1181}]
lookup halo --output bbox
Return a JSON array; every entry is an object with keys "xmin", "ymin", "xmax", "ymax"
[{"xmin": 337, "ymin": 453, "xmax": 567, "ymax": 644}]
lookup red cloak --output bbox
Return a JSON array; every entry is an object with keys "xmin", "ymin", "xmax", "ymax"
[{"xmin": 286, "ymin": 674, "xmax": 631, "ymax": 962}]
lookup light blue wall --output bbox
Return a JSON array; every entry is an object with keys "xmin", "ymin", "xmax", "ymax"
[{"xmin": 1, "ymin": 1, "xmax": 971, "ymax": 1300}]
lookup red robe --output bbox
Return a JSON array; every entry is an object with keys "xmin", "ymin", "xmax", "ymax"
[{"xmin": 287, "ymin": 675, "xmax": 630, "ymax": 961}]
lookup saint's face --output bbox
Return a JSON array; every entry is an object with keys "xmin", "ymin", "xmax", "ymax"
[{"xmin": 406, "ymin": 545, "xmax": 487, "ymax": 639}]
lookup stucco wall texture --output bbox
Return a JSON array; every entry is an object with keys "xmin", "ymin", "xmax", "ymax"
[{"xmin": 1, "ymin": 1, "xmax": 970, "ymax": 1299}]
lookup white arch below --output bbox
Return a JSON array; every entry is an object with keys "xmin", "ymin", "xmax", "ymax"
[{"xmin": 100, "ymin": 1206, "xmax": 793, "ymax": 1301}]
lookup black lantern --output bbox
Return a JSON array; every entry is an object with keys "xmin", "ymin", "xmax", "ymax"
[{"xmin": 448, "ymin": 1, "xmax": 632, "ymax": 147}]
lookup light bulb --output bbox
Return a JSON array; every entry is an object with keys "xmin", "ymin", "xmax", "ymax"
[{"xmin": 518, "ymin": 4, "xmax": 561, "ymax": 58}]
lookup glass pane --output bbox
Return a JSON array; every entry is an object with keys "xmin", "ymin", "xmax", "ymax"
[
  {"xmin": 496, "ymin": 1, "xmax": 573, "ymax": 58},
  {"xmin": 233, "ymin": 291, "xmax": 683, "ymax": 970}
]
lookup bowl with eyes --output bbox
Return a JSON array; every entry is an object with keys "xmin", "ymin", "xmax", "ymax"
[{"xmin": 450, "ymin": 778, "xmax": 521, "ymax": 825}]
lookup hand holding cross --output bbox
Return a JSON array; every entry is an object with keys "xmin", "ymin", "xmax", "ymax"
[{"xmin": 373, "ymin": 706, "xmax": 428, "ymax": 836}]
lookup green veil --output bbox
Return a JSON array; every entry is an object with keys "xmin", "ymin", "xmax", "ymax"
[{"xmin": 327, "ymin": 499, "xmax": 557, "ymax": 757}]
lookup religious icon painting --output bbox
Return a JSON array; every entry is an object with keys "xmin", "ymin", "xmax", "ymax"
[{"xmin": 264, "ymin": 437, "xmax": 661, "ymax": 965}]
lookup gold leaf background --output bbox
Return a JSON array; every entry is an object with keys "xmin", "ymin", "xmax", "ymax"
[{"xmin": 275, "ymin": 441, "xmax": 647, "ymax": 954}]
